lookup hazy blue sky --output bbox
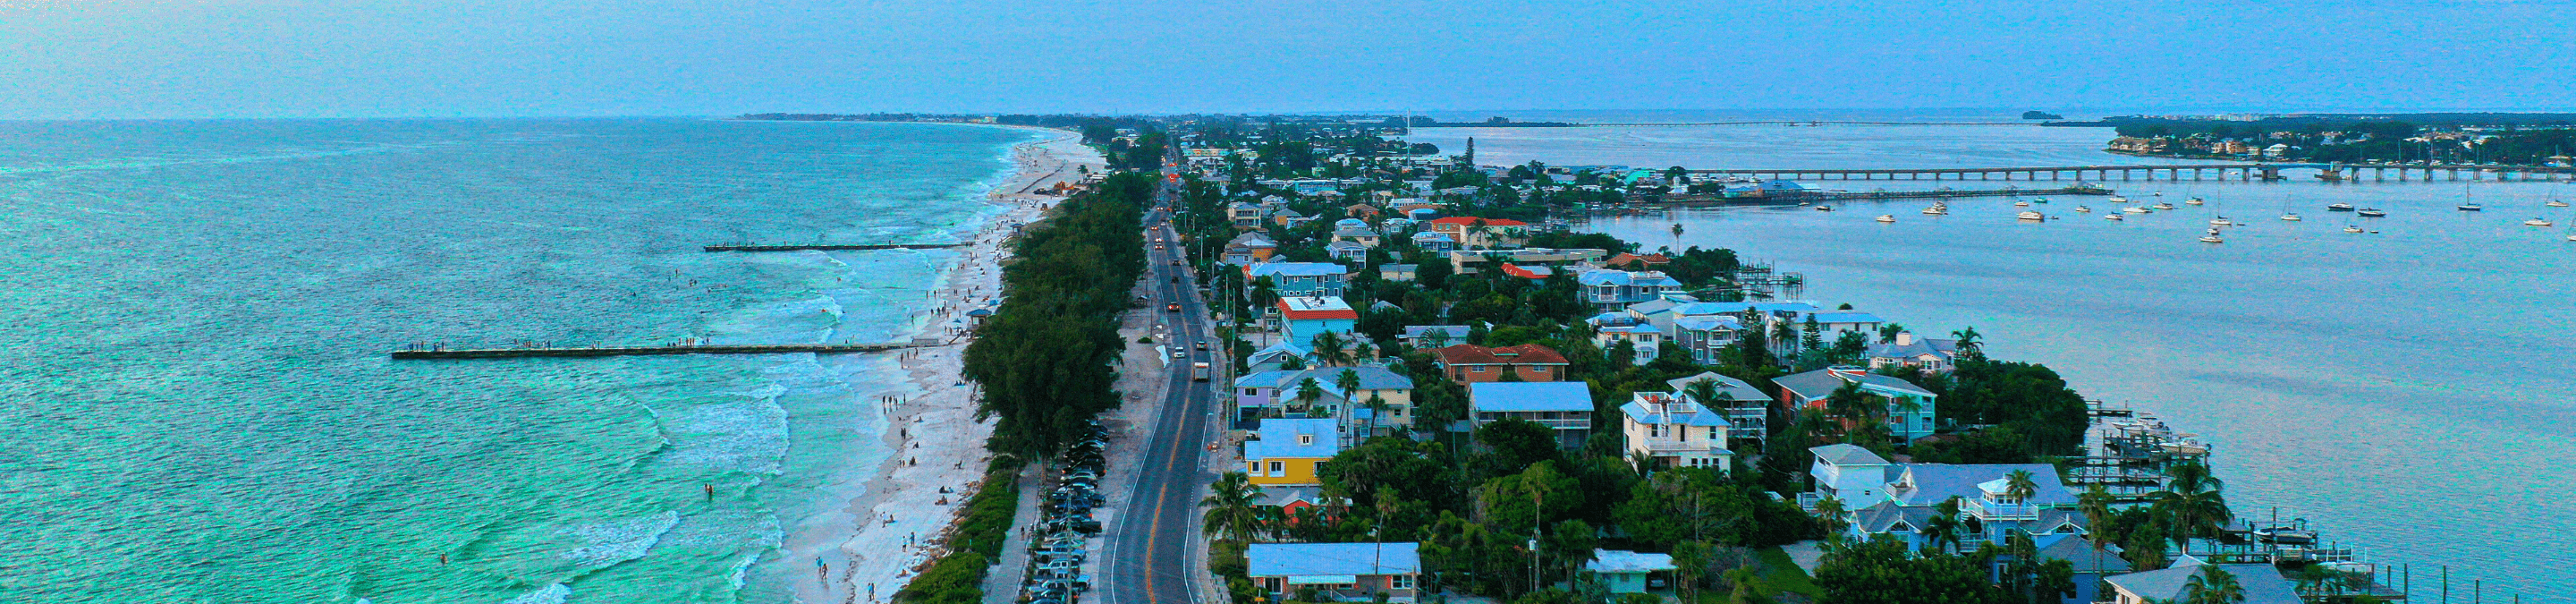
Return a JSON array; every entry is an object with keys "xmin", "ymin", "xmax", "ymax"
[{"xmin": 4, "ymin": 0, "xmax": 2572, "ymax": 119}]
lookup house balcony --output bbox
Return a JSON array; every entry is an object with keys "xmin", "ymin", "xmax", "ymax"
[
  {"xmin": 1638, "ymin": 438, "xmax": 1723, "ymax": 454},
  {"xmin": 1967, "ymin": 500, "xmax": 2038, "ymax": 520}
]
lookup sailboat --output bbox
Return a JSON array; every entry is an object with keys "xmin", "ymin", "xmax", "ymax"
[
  {"xmin": 2209, "ymin": 217, "xmax": 2235, "ymax": 226},
  {"xmin": 2185, "ymin": 196, "xmax": 2206, "ymax": 206},
  {"xmin": 2327, "ymin": 203, "xmax": 2355, "ymax": 212},
  {"xmin": 2358, "ymin": 208, "xmax": 2388, "ymax": 217},
  {"xmin": 2105, "ymin": 213, "xmax": 2125, "ymax": 221},
  {"xmin": 2457, "ymin": 183, "xmax": 2481, "ymax": 211},
  {"xmin": 2199, "ymin": 228, "xmax": 2224, "ymax": 243},
  {"xmin": 2343, "ymin": 225, "xmax": 2365, "ymax": 234},
  {"xmin": 2550, "ymin": 200, "xmax": 2571, "ymax": 208},
  {"xmin": 2526, "ymin": 217, "xmax": 2556, "ymax": 226},
  {"xmin": 2280, "ymin": 213, "xmax": 2302, "ymax": 221},
  {"xmin": 1875, "ymin": 215, "xmax": 1896, "ymax": 224}
]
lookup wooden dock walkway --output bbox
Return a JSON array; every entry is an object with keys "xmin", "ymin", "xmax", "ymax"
[
  {"xmin": 702, "ymin": 243, "xmax": 968, "ymax": 252},
  {"xmin": 1662, "ymin": 185, "xmax": 2111, "ymax": 207},
  {"xmin": 391, "ymin": 342, "xmax": 931, "ymax": 360}
]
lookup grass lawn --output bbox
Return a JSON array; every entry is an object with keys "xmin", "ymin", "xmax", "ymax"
[{"xmin": 1743, "ymin": 546, "xmax": 1823, "ymax": 600}]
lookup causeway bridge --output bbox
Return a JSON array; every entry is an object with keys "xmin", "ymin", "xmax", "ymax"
[
  {"xmin": 1691, "ymin": 162, "xmax": 2576, "ymax": 183},
  {"xmin": 390, "ymin": 341, "xmax": 934, "ymax": 360}
]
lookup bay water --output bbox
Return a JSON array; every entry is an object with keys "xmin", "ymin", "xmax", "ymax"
[
  {"xmin": 0, "ymin": 119, "xmax": 1030, "ymax": 603},
  {"xmin": 1414, "ymin": 113, "xmax": 2576, "ymax": 597}
]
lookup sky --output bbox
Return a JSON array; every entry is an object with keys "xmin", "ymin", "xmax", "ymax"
[{"xmin": 3, "ymin": 0, "xmax": 2572, "ymax": 119}]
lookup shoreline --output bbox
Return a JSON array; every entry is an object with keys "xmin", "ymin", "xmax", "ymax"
[{"xmin": 781, "ymin": 126, "xmax": 1103, "ymax": 604}]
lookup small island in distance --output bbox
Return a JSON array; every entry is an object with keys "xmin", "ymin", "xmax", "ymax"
[{"xmin": 2022, "ymin": 110, "xmax": 2063, "ymax": 120}]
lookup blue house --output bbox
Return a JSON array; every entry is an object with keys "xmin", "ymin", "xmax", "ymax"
[
  {"xmin": 1245, "ymin": 262, "xmax": 1349, "ymax": 297},
  {"xmin": 1575, "ymin": 268, "xmax": 1682, "ymax": 311}
]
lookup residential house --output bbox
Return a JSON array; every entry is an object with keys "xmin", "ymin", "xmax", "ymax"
[
  {"xmin": 1865, "ymin": 331, "xmax": 1962, "ymax": 375},
  {"xmin": 1585, "ymin": 312, "xmax": 1665, "ymax": 366},
  {"xmin": 2104, "ymin": 562, "xmax": 2302, "ymax": 604},
  {"xmin": 1274, "ymin": 209, "xmax": 1313, "ymax": 229},
  {"xmin": 1377, "ymin": 263, "xmax": 1418, "ymax": 282},
  {"xmin": 1223, "ymin": 231, "xmax": 1279, "ymax": 265},
  {"xmin": 1245, "ymin": 262, "xmax": 1349, "ymax": 297},
  {"xmin": 1584, "ymin": 550, "xmax": 1676, "ymax": 594},
  {"xmin": 1427, "ymin": 217, "xmax": 1531, "ymax": 249},
  {"xmin": 1775, "ymin": 367, "xmax": 1938, "ymax": 443},
  {"xmin": 1326, "ymin": 240, "xmax": 1371, "ymax": 262},
  {"xmin": 1600, "ymin": 252, "xmax": 1671, "ymax": 269},
  {"xmin": 1244, "ymin": 418, "xmax": 1341, "ymax": 487},
  {"xmin": 1577, "ymin": 268, "xmax": 1682, "ymax": 311},
  {"xmin": 1228, "ymin": 202, "xmax": 1267, "ymax": 227},
  {"xmin": 1316, "ymin": 365, "xmax": 1417, "ymax": 435},
  {"xmin": 1433, "ymin": 344, "xmax": 1569, "ymax": 384},
  {"xmin": 2035, "ymin": 536, "xmax": 2132, "ymax": 604},
  {"xmin": 1401, "ymin": 325, "xmax": 1471, "ymax": 349},
  {"xmin": 1331, "ymin": 225, "xmax": 1382, "ymax": 247},
  {"xmin": 1247, "ymin": 542, "xmax": 1422, "ymax": 603},
  {"xmin": 1665, "ymin": 372, "xmax": 1770, "ymax": 447},
  {"xmin": 1618, "ymin": 392, "xmax": 1733, "ymax": 471},
  {"xmin": 1252, "ymin": 485, "xmax": 1332, "ymax": 518},
  {"xmin": 1280, "ymin": 295, "xmax": 1359, "ymax": 347},
  {"xmin": 1344, "ymin": 203, "xmax": 1382, "ymax": 217},
  {"xmin": 1242, "ymin": 338, "xmax": 1318, "ymax": 374},
  {"xmin": 1469, "ymin": 381, "xmax": 1595, "ymax": 449},
  {"xmin": 1233, "ymin": 370, "xmax": 1333, "ymax": 422},
  {"xmin": 1806, "ymin": 444, "xmax": 2094, "ymax": 553},
  {"xmin": 1411, "ymin": 231, "xmax": 1458, "ymax": 253}
]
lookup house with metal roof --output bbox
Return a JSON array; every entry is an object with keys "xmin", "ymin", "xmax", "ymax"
[
  {"xmin": 1411, "ymin": 231, "xmax": 1457, "ymax": 253},
  {"xmin": 1583, "ymin": 549, "xmax": 1676, "ymax": 594},
  {"xmin": 1805, "ymin": 444, "xmax": 2096, "ymax": 555},
  {"xmin": 1576, "ymin": 268, "xmax": 1683, "ymax": 311},
  {"xmin": 2104, "ymin": 562, "xmax": 2302, "ymax": 604},
  {"xmin": 1326, "ymin": 240, "xmax": 1371, "ymax": 262},
  {"xmin": 1468, "ymin": 381, "xmax": 1595, "ymax": 449},
  {"xmin": 1222, "ymin": 231, "xmax": 1279, "ymax": 265},
  {"xmin": 1866, "ymin": 332, "xmax": 1962, "ymax": 375},
  {"xmin": 1244, "ymin": 419, "xmax": 1342, "ymax": 487},
  {"xmin": 1665, "ymin": 372, "xmax": 1770, "ymax": 447},
  {"xmin": 1280, "ymin": 295, "xmax": 1359, "ymax": 345},
  {"xmin": 1426, "ymin": 216, "xmax": 1530, "ymax": 249},
  {"xmin": 1586, "ymin": 311, "xmax": 1665, "ymax": 366},
  {"xmin": 1775, "ymin": 367, "xmax": 1938, "ymax": 442},
  {"xmin": 1245, "ymin": 262, "xmax": 1349, "ymax": 297},
  {"xmin": 1618, "ymin": 392, "xmax": 1733, "ymax": 472},
  {"xmin": 1247, "ymin": 542, "xmax": 1422, "ymax": 602}
]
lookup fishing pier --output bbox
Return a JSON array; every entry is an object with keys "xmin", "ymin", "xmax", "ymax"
[
  {"xmin": 1692, "ymin": 162, "xmax": 2576, "ymax": 183},
  {"xmin": 390, "ymin": 341, "xmax": 936, "ymax": 360},
  {"xmin": 702, "ymin": 242, "xmax": 969, "ymax": 252}
]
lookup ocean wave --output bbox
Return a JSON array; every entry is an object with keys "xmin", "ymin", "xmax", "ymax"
[
  {"xmin": 499, "ymin": 583, "xmax": 571, "ymax": 604},
  {"xmin": 558, "ymin": 511, "xmax": 682, "ymax": 568}
]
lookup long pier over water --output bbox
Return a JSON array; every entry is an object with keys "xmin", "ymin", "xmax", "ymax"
[
  {"xmin": 1694, "ymin": 162, "xmax": 2576, "ymax": 182},
  {"xmin": 702, "ymin": 242, "xmax": 968, "ymax": 252},
  {"xmin": 391, "ymin": 342, "xmax": 930, "ymax": 360}
]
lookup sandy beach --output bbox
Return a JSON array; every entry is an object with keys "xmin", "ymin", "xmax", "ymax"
[{"xmin": 783, "ymin": 126, "xmax": 1104, "ymax": 604}]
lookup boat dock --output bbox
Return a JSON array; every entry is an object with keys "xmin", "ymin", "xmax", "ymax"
[
  {"xmin": 391, "ymin": 341, "xmax": 935, "ymax": 360},
  {"xmin": 701, "ymin": 242, "xmax": 968, "ymax": 252}
]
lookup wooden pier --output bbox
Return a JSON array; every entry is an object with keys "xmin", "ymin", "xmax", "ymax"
[
  {"xmin": 1663, "ymin": 185, "xmax": 2112, "ymax": 207},
  {"xmin": 391, "ymin": 342, "xmax": 931, "ymax": 360},
  {"xmin": 1693, "ymin": 162, "xmax": 2576, "ymax": 183},
  {"xmin": 702, "ymin": 242, "xmax": 969, "ymax": 252}
]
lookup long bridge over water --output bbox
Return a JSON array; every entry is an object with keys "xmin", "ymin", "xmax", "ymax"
[{"xmin": 1690, "ymin": 162, "xmax": 2576, "ymax": 183}]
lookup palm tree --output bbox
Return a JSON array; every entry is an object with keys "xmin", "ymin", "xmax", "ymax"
[
  {"xmin": 1202, "ymin": 472, "xmax": 1265, "ymax": 543},
  {"xmin": 2183, "ymin": 566, "xmax": 2247, "ymax": 604},
  {"xmin": 1950, "ymin": 326, "xmax": 1982, "ymax": 351},
  {"xmin": 1669, "ymin": 222, "xmax": 1684, "ymax": 253},
  {"xmin": 1813, "ymin": 497, "xmax": 1850, "ymax": 539},
  {"xmin": 2155, "ymin": 461, "xmax": 2231, "ymax": 554},
  {"xmin": 1334, "ymin": 369, "xmax": 1368, "ymax": 430},
  {"xmin": 1311, "ymin": 331, "xmax": 1349, "ymax": 366},
  {"xmin": 1294, "ymin": 377, "xmax": 1326, "ymax": 416},
  {"xmin": 1922, "ymin": 497, "xmax": 1966, "ymax": 554},
  {"xmin": 2079, "ymin": 485, "xmax": 2115, "ymax": 540},
  {"xmin": 2005, "ymin": 469, "xmax": 2039, "ymax": 502},
  {"xmin": 1680, "ymin": 377, "xmax": 1721, "ymax": 408}
]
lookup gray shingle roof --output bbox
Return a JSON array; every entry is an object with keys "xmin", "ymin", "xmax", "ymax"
[{"xmin": 2106, "ymin": 564, "xmax": 2301, "ymax": 604}]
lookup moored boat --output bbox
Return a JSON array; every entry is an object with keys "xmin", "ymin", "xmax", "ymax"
[
  {"xmin": 2185, "ymin": 196, "xmax": 2205, "ymax": 205},
  {"xmin": 2358, "ymin": 208, "xmax": 2387, "ymax": 217},
  {"xmin": 2014, "ymin": 200, "xmax": 2031, "ymax": 207},
  {"xmin": 2199, "ymin": 228, "xmax": 2224, "ymax": 243},
  {"xmin": 2152, "ymin": 202, "xmax": 2176, "ymax": 210},
  {"xmin": 2457, "ymin": 203, "xmax": 2483, "ymax": 211},
  {"xmin": 1814, "ymin": 205, "xmax": 1834, "ymax": 212},
  {"xmin": 2209, "ymin": 217, "xmax": 2233, "ymax": 225},
  {"xmin": 2280, "ymin": 213, "xmax": 2301, "ymax": 221},
  {"xmin": 2123, "ymin": 207, "xmax": 2151, "ymax": 214},
  {"xmin": 2327, "ymin": 203, "xmax": 2355, "ymax": 212},
  {"xmin": 2343, "ymin": 225, "xmax": 2365, "ymax": 233},
  {"xmin": 2549, "ymin": 200, "xmax": 2571, "ymax": 208},
  {"xmin": 2074, "ymin": 205, "xmax": 2092, "ymax": 213},
  {"xmin": 2017, "ymin": 210, "xmax": 2045, "ymax": 221},
  {"xmin": 2105, "ymin": 213, "xmax": 2124, "ymax": 221},
  {"xmin": 2526, "ymin": 217, "xmax": 2555, "ymax": 226},
  {"xmin": 1875, "ymin": 215, "xmax": 1895, "ymax": 223}
]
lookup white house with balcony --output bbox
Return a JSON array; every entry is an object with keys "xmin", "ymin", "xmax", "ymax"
[
  {"xmin": 1865, "ymin": 331, "xmax": 1962, "ymax": 375},
  {"xmin": 1805, "ymin": 444, "xmax": 2088, "ymax": 549},
  {"xmin": 1619, "ymin": 392, "xmax": 1733, "ymax": 472},
  {"xmin": 1586, "ymin": 312, "xmax": 1665, "ymax": 365},
  {"xmin": 1665, "ymin": 372, "xmax": 1770, "ymax": 447}
]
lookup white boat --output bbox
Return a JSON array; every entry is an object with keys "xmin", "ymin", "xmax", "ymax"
[
  {"xmin": 2152, "ymin": 202, "xmax": 2177, "ymax": 210},
  {"xmin": 2209, "ymin": 217, "xmax": 2234, "ymax": 225},
  {"xmin": 1921, "ymin": 204, "xmax": 1949, "ymax": 216},
  {"xmin": 2280, "ymin": 213, "xmax": 2301, "ymax": 221},
  {"xmin": 2254, "ymin": 526, "xmax": 2318, "ymax": 545},
  {"xmin": 2549, "ymin": 200, "xmax": 2571, "ymax": 208},
  {"xmin": 2123, "ymin": 207, "xmax": 2151, "ymax": 214},
  {"xmin": 2017, "ymin": 210, "xmax": 2045, "ymax": 221},
  {"xmin": 2106, "ymin": 196, "xmax": 2130, "ymax": 204},
  {"xmin": 2526, "ymin": 217, "xmax": 2555, "ymax": 226},
  {"xmin": 2105, "ymin": 214, "xmax": 2124, "ymax": 221},
  {"xmin": 2343, "ymin": 225, "xmax": 2365, "ymax": 233},
  {"xmin": 2358, "ymin": 208, "xmax": 2387, "ymax": 217},
  {"xmin": 1875, "ymin": 215, "xmax": 1896, "ymax": 223},
  {"xmin": 2014, "ymin": 200, "xmax": 2031, "ymax": 207},
  {"xmin": 2199, "ymin": 228, "xmax": 2224, "ymax": 243},
  {"xmin": 2185, "ymin": 197, "xmax": 2206, "ymax": 205},
  {"xmin": 1814, "ymin": 205, "xmax": 1835, "ymax": 212},
  {"xmin": 2074, "ymin": 206, "xmax": 2093, "ymax": 213}
]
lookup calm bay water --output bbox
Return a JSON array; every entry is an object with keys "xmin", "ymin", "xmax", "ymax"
[
  {"xmin": 0, "ymin": 119, "xmax": 1029, "ymax": 603},
  {"xmin": 1416, "ymin": 114, "xmax": 2576, "ymax": 597}
]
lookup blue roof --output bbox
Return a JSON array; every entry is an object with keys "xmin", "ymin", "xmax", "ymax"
[
  {"xmin": 1809, "ymin": 311, "xmax": 1885, "ymax": 324},
  {"xmin": 1776, "ymin": 369, "xmax": 1936, "ymax": 400},
  {"xmin": 1674, "ymin": 316, "xmax": 1741, "ymax": 332},
  {"xmin": 1248, "ymin": 542, "xmax": 1421, "ymax": 577},
  {"xmin": 1306, "ymin": 366, "xmax": 1415, "ymax": 393},
  {"xmin": 1246, "ymin": 419, "xmax": 1341, "ymax": 461},
  {"xmin": 1619, "ymin": 400, "xmax": 1728, "ymax": 427},
  {"xmin": 1233, "ymin": 370, "xmax": 1305, "ymax": 390},
  {"xmin": 1577, "ymin": 269, "xmax": 1679, "ymax": 288},
  {"xmin": 1248, "ymin": 262, "xmax": 1346, "ymax": 278},
  {"xmin": 1470, "ymin": 381, "xmax": 1594, "ymax": 413},
  {"xmin": 1888, "ymin": 463, "xmax": 2076, "ymax": 506}
]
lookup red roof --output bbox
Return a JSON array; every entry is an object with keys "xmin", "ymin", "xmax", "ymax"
[
  {"xmin": 1606, "ymin": 252, "xmax": 1671, "ymax": 266},
  {"xmin": 1428, "ymin": 217, "xmax": 1529, "ymax": 227},
  {"xmin": 1434, "ymin": 344, "xmax": 1569, "ymax": 366},
  {"xmin": 1277, "ymin": 300, "xmax": 1359, "ymax": 320}
]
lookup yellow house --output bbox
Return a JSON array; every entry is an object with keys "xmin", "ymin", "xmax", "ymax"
[{"xmin": 1244, "ymin": 418, "xmax": 1341, "ymax": 486}]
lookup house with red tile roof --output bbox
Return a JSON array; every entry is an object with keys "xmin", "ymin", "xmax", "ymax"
[{"xmin": 1433, "ymin": 344, "xmax": 1569, "ymax": 384}]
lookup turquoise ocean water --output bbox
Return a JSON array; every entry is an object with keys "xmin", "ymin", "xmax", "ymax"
[{"xmin": 0, "ymin": 119, "xmax": 1031, "ymax": 603}]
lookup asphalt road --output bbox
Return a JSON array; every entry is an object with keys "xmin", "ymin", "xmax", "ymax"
[{"xmin": 1097, "ymin": 177, "xmax": 1222, "ymax": 604}]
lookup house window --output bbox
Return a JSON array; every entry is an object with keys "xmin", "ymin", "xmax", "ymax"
[
  {"xmin": 1471, "ymin": 366, "xmax": 1487, "ymax": 373},
  {"xmin": 1649, "ymin": 424, "xmax": 1669, "ymax": 438},
  {"xmin": 1297, "ymin": 434, "xmax": 1314, "ymax": 446},
  {"xmin": 1389, "ymin": 574, "xmax": 1415, "ymax": 591}
]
